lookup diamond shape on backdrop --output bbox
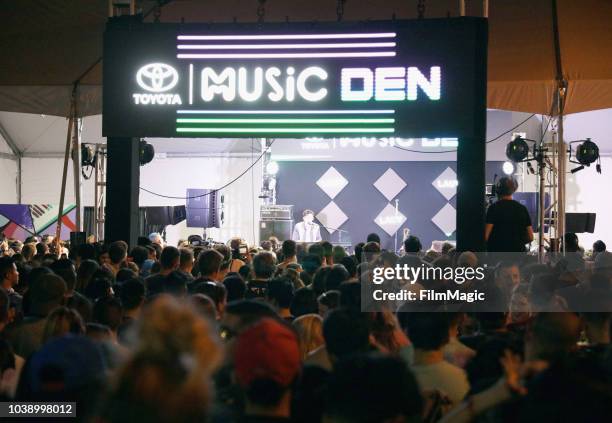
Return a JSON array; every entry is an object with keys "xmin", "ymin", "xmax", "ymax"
[
  {"xmin": 432, "ymin": 203, "xmax": 457, "ymax": 237},
  {"xmin": 432, "ymin": 167, "xmax": 458, "ymax": 200},
  {"xmin": 373, "ymin": 168, "xmax": 407, "ymax": 201},
  {"xmin": 316, "ymin": 166, "xmax": 348, "ymax": 199},
  {"xmin": 374, "ymin": 203, "xmax": 407, "ymax": 236},
  {"xmin": 316, "ymin": 201, "xmax": 348, "ymax": 234}
]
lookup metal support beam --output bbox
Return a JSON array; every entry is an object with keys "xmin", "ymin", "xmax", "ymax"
[
  {"xmin": 55, "ymin": 96, "xmax": 76, "ymax": 250},
  {"xmin": 94, "ymin": 145, "xmax": 107, "ymax": 242},
  {"xmin": 21, "ymin": 152, "xmax": 66, "ymax": 158},
  {"xmin": 0, "ymin": 121, "xmax": 22, "ymax": 203},
  {"xmin": 71, "ymin": 117, "xmax": 83, "ymax": 231},
  {"xmin": 0, "ymin": 122, "xmax": 21, "ymax": 157},
  {"xmin": 551, "ymin": 0, "xmax": 567, "ymax": 251}
]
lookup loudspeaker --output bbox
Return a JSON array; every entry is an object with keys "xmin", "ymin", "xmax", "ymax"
[
  {"xmin": 146, "ymin": 207, "xmax": 172, "ymax": 226},
  {"xmin": 186, "ymin": 189, "xmax": 219, "ymax": 228},
  {"xmin": 260, "ymin": 219, "xmax": 293, "ymax": 241},
  {"xmin": 145, "ymin": 206, "xmax": 187, "ymax": 226}
]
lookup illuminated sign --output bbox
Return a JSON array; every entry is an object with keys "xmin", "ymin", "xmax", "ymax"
[
  {"xmin": 302, "ymin": 137, "xmax": 458, "ymax": 149},
  {"xmin": 103, "ymin": 19, "xmax": 486, "ymax": 138}
]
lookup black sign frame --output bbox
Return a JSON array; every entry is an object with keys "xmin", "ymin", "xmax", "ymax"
[{"xmin": 103, "ymin": 17, "xmax": 487, "ymax": 140}]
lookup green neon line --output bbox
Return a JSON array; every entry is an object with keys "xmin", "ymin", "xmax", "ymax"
[
  {"xmin": 176, "ymin": 127, "xmax": 395, "ymax": 133},
  {"xmin": 176, "ymin": 118, "xmax": 395, "ymax": 124}
]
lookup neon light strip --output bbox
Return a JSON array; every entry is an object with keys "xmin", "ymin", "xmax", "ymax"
[
  {"xmin": 176, "ymin": 127, "xmax": 395, "ymax": 133},
  {"xmin": 188, "ymin": 64, "xmax": 193, "ymax": 105},
  {"xmin": 176, "ymin": 118, "xmax": 395, "ymax": 124},
  {"xmin": 177, "ymin": 33, "xmax": 396, "ymax": 41},
  {"xmin": 177, "ymin": 42, "xmax": 396, "ymax": 50},
  {"xmin": 176, "ymin": 110, "xmax": 395, "ymax": 114},
  {"xmin": 177, "ymin": 52, "xmax": 395, "ymax": 59}
]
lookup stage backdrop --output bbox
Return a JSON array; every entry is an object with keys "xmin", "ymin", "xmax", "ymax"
[{"xmin": 276, "ymin": 161, "xmax": 503, "ymax": 251}]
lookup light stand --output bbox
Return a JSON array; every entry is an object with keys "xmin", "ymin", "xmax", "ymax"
[
  {"xmin": 506, "ymin": 137, "xmax": 548, "ymax": 261},
  {"xmin": 507, "ymin": 136, "xmax": 601, "ymax": 260},
  {"xmin": 533, "ymin": 144, "xmax": 548, "ymax": 262}
]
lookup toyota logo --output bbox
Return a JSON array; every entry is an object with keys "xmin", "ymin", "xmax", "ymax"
[{"xmin": 136, "ymin": 63, "xmax": 179, "ymax": 93}]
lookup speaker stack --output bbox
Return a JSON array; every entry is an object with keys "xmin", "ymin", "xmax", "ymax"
[
  {"xmin": 186, "ymin": 189, "xmax": 220, "ymax": 228},
  {"xmin": 259, "ymin": 205, "xmax": 294, "ymax": 241}
]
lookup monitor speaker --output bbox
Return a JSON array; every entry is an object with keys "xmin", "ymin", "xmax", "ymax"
[{"xmin": 259, "ymin": 219, "xmax": 293, "ymax": 242}]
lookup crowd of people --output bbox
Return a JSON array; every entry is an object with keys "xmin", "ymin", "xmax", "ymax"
[{"xmin": 0, "ymin": 230, "xmax": 611, "ymax": 422}]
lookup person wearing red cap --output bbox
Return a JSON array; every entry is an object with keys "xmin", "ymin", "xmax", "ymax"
[{"xmin": 234, "ymin": 318, "xmax": 301, "ymax": 422}]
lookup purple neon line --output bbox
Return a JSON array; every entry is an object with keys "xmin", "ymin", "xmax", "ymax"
[
  {"xmin": 176, "ymin": 110, "xmax": 395, "ymax": 114},
  {"xmin": 177, "ymin": 51, "xmax": 396, "ymax": 59},
  {"xmin": 177, "ymin": 33, "xmax": 396, "ymax": 41},
  {"xmin": 176, "ymin": 42, "xmax": 396, "ymax": 50}
]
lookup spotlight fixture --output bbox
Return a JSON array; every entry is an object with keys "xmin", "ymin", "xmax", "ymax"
[
  {"xmin": 502, "ymin": 161, "xmax": 515, "ymax": 176},
  {"xmin": 139, "ymin": 139, "xmax": 155, "ymax": 166},
  {"xmin": 80, "ymin": 144, "xmax": 96, "ymax": 167},
  {"xmin": 505, "ymin": 136, "xmax": 530, "ymax": 162},
  {"xmin": 266, "ymin": 160, "xmax": 279, "ymax": 175},
  {"xmin": 569, "ymin": 138, "xmax": 601, "ymax": 174},
  {"xmin": 575, "ymin": 139, "xmax": 599, "ymax": 166}
]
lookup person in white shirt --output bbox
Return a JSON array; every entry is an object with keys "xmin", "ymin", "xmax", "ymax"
[
  {"xmin": 292, "ymin": 209, "xmax": 322, "ymax": 243},
  {"xmin": 400, "ymin": 311, "xmax": 470, "ymax": 405}
]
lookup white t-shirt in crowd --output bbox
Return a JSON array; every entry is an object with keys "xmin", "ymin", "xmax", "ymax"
[{"xmin": 411, "ymin": 360, "xmax": 470, "ymax": 405}]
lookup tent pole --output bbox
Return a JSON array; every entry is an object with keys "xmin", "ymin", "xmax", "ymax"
[
  {"xmin": 55, "ymin": 96, "xmax": 75, "ymax": 253},
  {"xmin": 551, "ymin": 0, "xmax": 566, "ymax": 252},
  {"xmin": 71, "ymin": 103, "xmax": 82, "ymax": 232},
  {"xmin": 556, "ymin": 89, "xmax": 566, "ymax": 250}
]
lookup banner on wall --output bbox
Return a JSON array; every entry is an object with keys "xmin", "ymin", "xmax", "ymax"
[
  {"xmin": 103, "ymin": 17, "xmax": 486, "ymax": 139},
  {"xmin": 0, "ymin": 204, "xmax": 76, "ymax": 241}
]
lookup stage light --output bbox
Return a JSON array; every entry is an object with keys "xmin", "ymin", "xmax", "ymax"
[
  {"xmin": 139, "ymin": 140, "xmax": 155, "ymax": 166},
  {"xmin": 575, "ymin": 139, "xmax": 599, "ymax": 166},
  {"xmin": 266, "ymin": 160, "xmax": 279, "ymax": 175},
  {"xmin": 505, "ymin": 137, "xmax": 530, "ymax": 162},
  {"xmin": 81, "ymin": 144, "xmax": 96, "ymax": 167},
  {"xmin": 502, "ymin": 161, "xmax": 515, "ymax": 175}
]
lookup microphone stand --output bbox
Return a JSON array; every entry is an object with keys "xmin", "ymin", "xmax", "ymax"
[{"xmin": 319, "ymin": 225, "xmax": 350, "ymax": 244}]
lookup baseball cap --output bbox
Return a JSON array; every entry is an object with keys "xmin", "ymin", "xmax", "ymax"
[{"xmin": 234, "ymin": 318, "xmax": 300, "ymax": 388}]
